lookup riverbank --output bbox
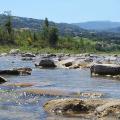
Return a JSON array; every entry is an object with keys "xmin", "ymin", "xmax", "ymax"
[
  {"xmin": 0, "ymin": 45, "xmax": 84, "ymax": 54},
  {"xmin": 1, "ymin": 45, "xmax": 120, "ymax": 55}
]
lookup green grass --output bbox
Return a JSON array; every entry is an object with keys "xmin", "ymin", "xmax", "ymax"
[
  {"xmin": 0, "ymin": 44, "xmax": 120, "ymax": 55},
  {"xmin": 0, "ymin": 45, "xmax": 13, "ymax": 53},
  {"xmin": 19, "ymin": 46, "xmax": 82, "ymax": 54},
  {"xmin": 0, "ymin": 45, "xmax": 80, "ymax": 54}
]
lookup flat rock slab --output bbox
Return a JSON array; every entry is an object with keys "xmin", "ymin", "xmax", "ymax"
[
  {"xmin": 21, "ymin": 89, "xmax": 72, "ymax": 97},
  {"xmin": 44, "ymin": 98, "xmax": 120, "ymax": 119}
]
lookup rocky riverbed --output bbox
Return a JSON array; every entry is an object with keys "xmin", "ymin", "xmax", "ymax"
[{"xmin": 0, "ymin": 50, "xmax": 120, "ymax": 119}]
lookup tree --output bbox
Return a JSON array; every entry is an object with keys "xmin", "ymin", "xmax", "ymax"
[
  {"xmin": 44, "ymin": 18, "xmax": 49, "ymax": 28},
  {"xmin": 33, "ymin": 32, "xmax": 38, "ymax": 42},
  {"xmin": 4, "ymin": 11, "xmax": 15, "ymax": 43},
  {"xmin": 48, "ymin": 27, "xmax": 58, "ymax": 47},
  {"xmin": 41, "ymin": 18, "xmax": 59, "ymax": 47},
  {"xmin": 4, "ymin": 11, "xmax": 12, "ymax": 35},
  {"xmin": 41, "ymin": 18, "xmax": 49, "ymax": 45},
  {"xmin": 79, "ymin": 38, "xmax": 85, "ymax": 52}
]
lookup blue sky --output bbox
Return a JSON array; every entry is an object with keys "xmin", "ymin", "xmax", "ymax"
[{"xmin": 0, "ymin": 0, "xmax": 120, "ymax": 23}]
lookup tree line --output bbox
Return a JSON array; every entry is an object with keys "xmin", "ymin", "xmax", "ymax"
[{"xmin": 1, "ymin": 12, "xmax": 120, "ymax": 53}]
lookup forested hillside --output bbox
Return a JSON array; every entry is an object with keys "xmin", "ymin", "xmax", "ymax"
[
  {"xmin": 0, "ymin": 13, "xmax": 120, "ymax": 53},
  {"xmin": 0, "ymin": 14, "xmax": 86, "ymax": 36}
]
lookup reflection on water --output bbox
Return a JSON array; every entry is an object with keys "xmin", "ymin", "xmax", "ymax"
[{"xmin": 0, "ymin": 56, "xmax": 120, "ymax": 120}]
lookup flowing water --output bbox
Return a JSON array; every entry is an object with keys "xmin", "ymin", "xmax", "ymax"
[{"xmin": 0, "ymin": 55, "xmax": 120, "ymax": 120}]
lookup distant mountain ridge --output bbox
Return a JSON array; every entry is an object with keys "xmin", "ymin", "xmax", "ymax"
[
  {"xmin": 73, "ymin": 21, "xmax": 120, "ymax": 31},
  {"xmin": 0, "ymin": 14, "xmax": 120, "ymax": 35}
]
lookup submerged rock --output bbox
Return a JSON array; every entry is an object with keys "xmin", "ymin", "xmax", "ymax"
[
  {"xmin": 0, "ymin": 76, "xmax": 7, "ymax": 84},
  {"xmin": 21, "ymin": 88, "xmax": 73, "ymax": 97}
]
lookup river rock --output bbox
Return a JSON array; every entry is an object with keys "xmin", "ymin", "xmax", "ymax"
[
  {"xmin": 44, "ymin": 98, "xmax": 105, "ymax": 118},
  {"xmin": 64, "ymin": 62, "xmax": 73, "ymax": 67},
  {"xmin": 0, "ymin": 67, "xmax": 32, "ymax": 75},
  {"xmin": 21, "ymin": 57, "xmax": 33, "ymax": 61},
  {"xmin": 90, "ymin": 64, "xmax": 120, "ymax": 76},
  {"xmin": 46, "ymin": 54, "xmax": 56, "ymax": 58},
  {"xmin": 96, "ymin": 100, "xmax": 120, "ymax": 118},
  {"xmin": 35, "ymin": 59, "xmax": 56, "ymax": 68},
  {"xmin": 44, "ymin": 98, "xmax": 120, "ymax": 119},
  {"xmin": 0, "ymin": 70, "xmax": 20, "ymax": 75},
  {"xmin": 22, "ymin": 53, "xmax": 35, "ymax": 57},
  {"xmin": 0, "ymin": 76, "xmax": 7, "ymax": 84},
  {"xmin": 14, "ymin": 67, "xmax": 32, "ymax": 75},
  {"xmin": 58, "ymin": 58, "xmax": 75, "ymax": 68}
]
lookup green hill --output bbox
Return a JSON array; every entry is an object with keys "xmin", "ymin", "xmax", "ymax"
[{"xmin": 0, "ymin": 14, "xmax": 86, "ymax": 36}]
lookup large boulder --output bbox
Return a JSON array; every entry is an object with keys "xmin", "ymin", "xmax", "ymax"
[
  {"xmin": 35, "ymin": 59, "xmax": 56, "ymax": 68},
  {"xmin": 44, "ymin": 98, "xmax": 105, "ymax": 118},
  {"xmin": 90, "ymin": 64, "xmax": 120, "ymax": 76},
  {"xmin": 44, "ymin": 98, "xmax": 120, "ymax": 119},
  {"xmin": 0, "ymin": 76, "xmax": 7, "ymax": 84}
]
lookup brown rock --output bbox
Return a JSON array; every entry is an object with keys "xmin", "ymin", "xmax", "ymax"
[
  {"xmin": 44, "ymin": 98, "xmax": 105, "ymax": 118},
  {"xmin": 44, "ymin": 98, "xmax": 120, "ymax": 119}
]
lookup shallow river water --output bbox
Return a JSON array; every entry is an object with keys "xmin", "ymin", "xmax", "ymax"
[{"xmin": 0, "ymin": 55, "xmax": 120, "ymax": 120}]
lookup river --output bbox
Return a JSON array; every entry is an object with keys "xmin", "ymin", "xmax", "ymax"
[{"xmin": 0, "ymin": 55, "xmax": 120, "ymax": 120}]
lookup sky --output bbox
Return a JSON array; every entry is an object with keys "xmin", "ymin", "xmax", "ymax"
[{"xmin": 0, "ymin": 0, "xmax": 120, "ymax": 23}]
